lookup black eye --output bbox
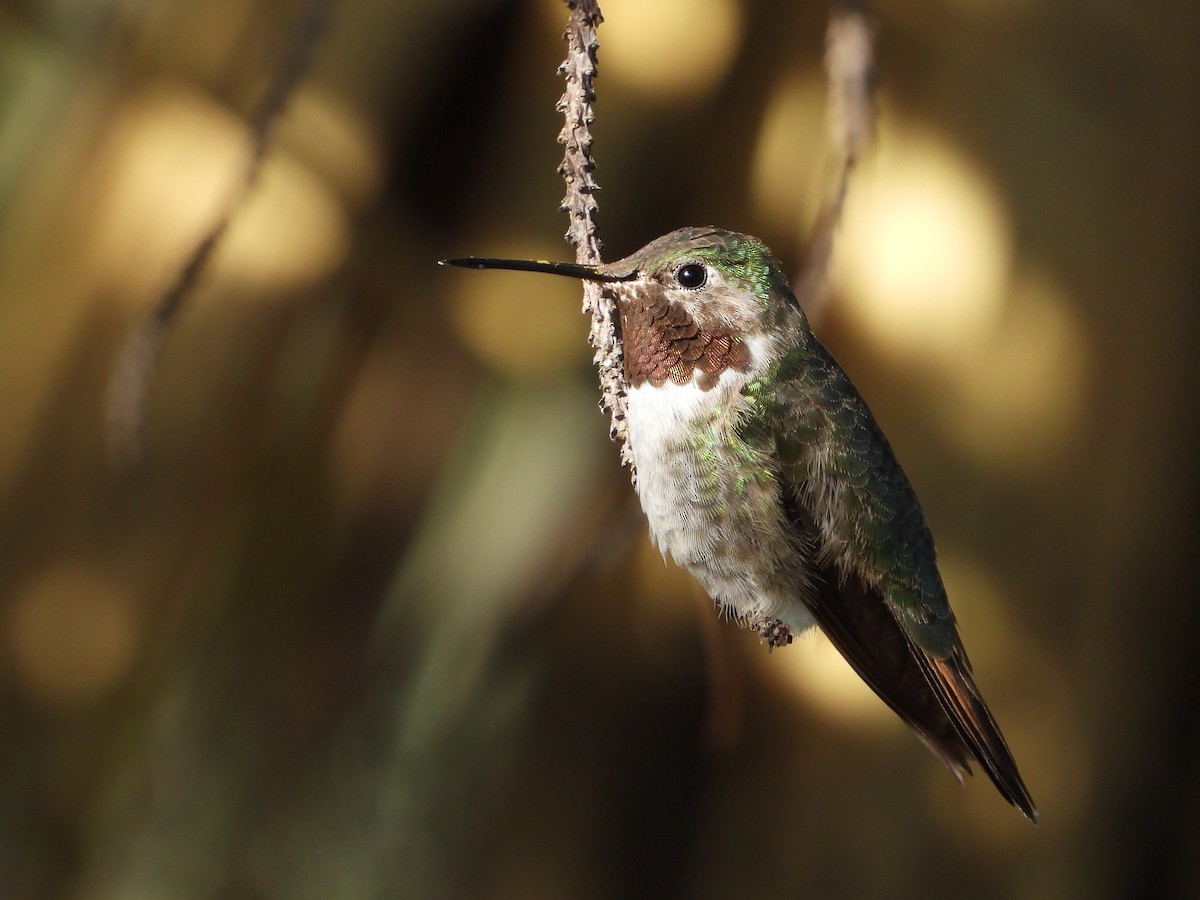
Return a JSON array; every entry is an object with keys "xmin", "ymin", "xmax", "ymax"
[{"xmin": 676, "ymin": 263, "xmax": 707, "ymax": 289}]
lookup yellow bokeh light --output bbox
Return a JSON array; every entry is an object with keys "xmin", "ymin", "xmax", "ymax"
[
  {"xmin": 87, "ymin": 80, "xmax": 349, "ymax": 305},
  {"xmin": 281, "ymin": 87, "xmax": 384, "ymax": 211},
  {"xmin": 750, "ymin": 73, "xmax": 828, "ymax": 234},
  {"xmin": 449, "ymin": 243, "xmax": 589, "ymax": 379},
  {"xmin": 937, "ymin": 267, "xmax": 1090, "ymax": 471},
  {"xmin": 218, "ymin": 149, "xmax": 350, "ymax": 294},
  {"xmin": 577, "ymin": 0, "xmax": 743, "ymax": 99},
  {"xmin": 766, "ymin": 627, "xmax": 893, "ymax": 729},
  {"xmin": 834, "ymin": 116, "xmax": 1012, "ymax": 362},
  {"xmin": 5, "ymin": 565, "xmax": 140, "ymax": 708}
]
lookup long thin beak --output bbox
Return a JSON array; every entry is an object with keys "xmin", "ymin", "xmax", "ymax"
[{"xmin": 440, "ymin": 257, "xmax": 634, "ymax": 282}]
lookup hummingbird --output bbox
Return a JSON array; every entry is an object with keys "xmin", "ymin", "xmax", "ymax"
[{"xmin": 442, "ymin": 226, "xmax": 1037, "ymax": 820}]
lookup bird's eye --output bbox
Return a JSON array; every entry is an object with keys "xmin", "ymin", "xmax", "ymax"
[{"xmin": 676, "ymin": 263, "xmax": 707, "ymax": 289}]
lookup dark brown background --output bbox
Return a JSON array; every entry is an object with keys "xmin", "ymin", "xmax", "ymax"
[{"xmin": 0, "ymin": 0, "xmax": 1195, "ymax": 897}]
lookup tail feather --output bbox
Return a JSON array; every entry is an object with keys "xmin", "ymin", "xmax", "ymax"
[
  {"xmin": 781, "ymin": 487, "xmax": 1036, "ymax": 819},
  {"xmin": 801, "ymin": 561, "xmax": 1037, "ymax": 820}
]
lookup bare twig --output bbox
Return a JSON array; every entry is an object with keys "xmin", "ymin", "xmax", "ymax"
[
  {"xmin": 794, "ymin": 2, "xmax": 876, "ymax": 321},
  {"xmin": 557, "ymin": 0, "xmax": 635, "ymax": 484},
  {"xmin": 105, "ymin": 0, "xmax": 333, "ymax": 467}
]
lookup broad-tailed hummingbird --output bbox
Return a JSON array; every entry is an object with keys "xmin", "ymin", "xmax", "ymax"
[{"xmin": 443, "ymin": 226, "xmax": 1037, "ymax": 820}]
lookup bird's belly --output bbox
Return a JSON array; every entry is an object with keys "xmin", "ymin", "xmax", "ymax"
[{"xmin": 625, "ymin": 379, "xmax": 815, "ymax": 633}]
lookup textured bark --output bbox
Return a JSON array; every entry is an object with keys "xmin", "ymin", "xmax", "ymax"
[{"xmin": 557, "ymin": 1, "xmax": 636, "ymax": 483}]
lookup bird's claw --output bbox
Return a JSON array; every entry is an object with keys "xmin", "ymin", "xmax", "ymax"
[{"xmin": 759, "ymin": 618, "xmax": 794, "ymax": 651}]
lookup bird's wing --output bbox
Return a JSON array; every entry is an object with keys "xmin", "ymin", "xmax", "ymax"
[
  {"xmin": 783, "ymin": 485, "xmax": 1037, "ymax": 820},
  {"xmin": 765, "ymin": 343, "xmax": 1037, "ymax": 820}
]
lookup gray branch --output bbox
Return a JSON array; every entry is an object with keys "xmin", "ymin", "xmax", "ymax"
[
  {"xmin": 795, "ymin": 3, "xmax": 876, "ymax": 322},
  {"xmin": 105, "ymin": 0, "xmax": 332, "ymax": 467}
]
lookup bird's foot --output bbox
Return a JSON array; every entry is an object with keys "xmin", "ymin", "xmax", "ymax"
[{"xmin": 758, "ymin": 618, "xmax": 794, "ymax": 651}]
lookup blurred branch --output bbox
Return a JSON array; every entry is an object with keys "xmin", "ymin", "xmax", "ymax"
[
  {"xmin": 104, "ymin": 0, "xmax": 333, "ymax": 467},
  {"xmin": 795, "ymin": 2, "xmax": 876, "ymax": 322},
  {"xmin": 557, "ymin": 0, "xmax": 636, "ymax": 484}
]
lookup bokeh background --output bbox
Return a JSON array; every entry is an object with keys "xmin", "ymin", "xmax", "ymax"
[{"xmin": 1, "ymin": 0, "xmax": 1196, "ymax": 897}]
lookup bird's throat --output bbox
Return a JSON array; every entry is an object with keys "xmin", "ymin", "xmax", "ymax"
[{"xmin": 616, "ymin": 284, "xmax": 751, "ymax": 391}]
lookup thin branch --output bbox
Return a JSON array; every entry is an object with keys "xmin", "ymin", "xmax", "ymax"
[
  {"xmin": 557, "ymin": 0, "xmax": 635, "ymax": 484},
  {"xmin": 795, "ymin": 2, "xmax": 876, "ymax": 322},
  {"xmin": 105, "ymin": 0, "xmax": 333, "ymax": 467}
]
